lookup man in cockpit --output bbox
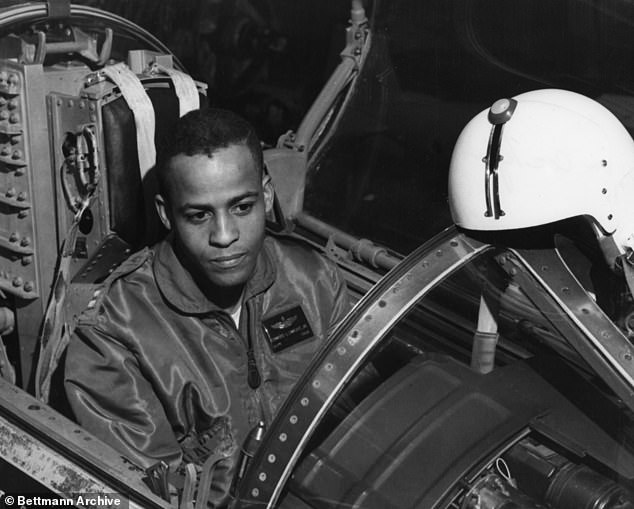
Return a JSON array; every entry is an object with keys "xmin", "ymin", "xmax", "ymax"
[{"xmin": 64, "ymin": 108, "xmax": 350, "ymax": 506}]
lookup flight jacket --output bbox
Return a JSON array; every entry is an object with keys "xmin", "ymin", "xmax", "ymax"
[{"xmin": 64, "ymin": 233, "xmax": 350, "ymax": 502}]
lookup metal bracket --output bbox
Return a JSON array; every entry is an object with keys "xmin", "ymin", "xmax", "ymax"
[
  {"xmin": 340, "ymin": 5, "xmax": 369, "ymax": 67},
  {"xmin": 46, "ymin": 0, "xmax": 71, "ymax": 19},
  {"xmin": 502, "ymin": 248, "xmax": 634, "ymax": 406},
  {"xmin": 30, "ymin": 27, "xmax": 113, "ymax": 66},
  {"xmin": 325, "ymin": 235, "xmax": 350, "ymax": 263},
  {"xmin": 282, "ymin": 0, "xmax": 370, "ymax": 153}
]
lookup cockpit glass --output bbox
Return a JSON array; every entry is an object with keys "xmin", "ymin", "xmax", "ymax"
[
  {"xmin": 302, "ymin": 0, "xmax": 634, "ymax": 255},
  {"xmin": 275, "ymin": 244, "xmax": 634, "ymax": 509}
]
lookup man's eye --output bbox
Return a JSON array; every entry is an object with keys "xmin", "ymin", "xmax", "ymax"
[
  {"xmin": 186, "ymin": 211, "xmax": 211, "ymax": 223},
  {"xmin": 233, "ymin": 202, "xmax": 254, "ymax": 215}
]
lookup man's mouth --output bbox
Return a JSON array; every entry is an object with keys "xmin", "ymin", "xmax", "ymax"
[{"xmin": 209, "ymin": 252, "xmax": 248, "ymax": 269}]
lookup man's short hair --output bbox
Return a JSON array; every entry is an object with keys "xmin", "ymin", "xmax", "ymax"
[{"xmin": 157, "ymin": 108, "xmax": 264, "ymax": 199}]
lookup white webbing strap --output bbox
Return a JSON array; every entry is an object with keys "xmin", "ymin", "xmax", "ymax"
[
  {"xmin": 471, "ymin": 293, "xmax": 499, "ymax": 374},
  {"xmin": 156, "ymin": 65, "xmax": 200, "ymax": 117},
  {"xmin": 102, "ymin": 62, "xmax": 156, "ymax": 179}
]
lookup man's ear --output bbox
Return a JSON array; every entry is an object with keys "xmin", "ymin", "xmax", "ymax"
[
  {"xmin": 262, "ymin": 172, "xmax": 274, "ymax": 214},
  {"xmin": 155, "ymin": 193, "xmax": 172, "ymax": 231}
]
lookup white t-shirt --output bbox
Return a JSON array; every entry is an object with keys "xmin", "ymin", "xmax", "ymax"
[{"xmin": 229, "ymin": 304, "xmax": 242, "ymax": 328}]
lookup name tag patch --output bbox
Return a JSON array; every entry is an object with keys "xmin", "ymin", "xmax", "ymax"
[{"xmin": 263, "ymin": 306, "xmax": 314, "ymax": 352}]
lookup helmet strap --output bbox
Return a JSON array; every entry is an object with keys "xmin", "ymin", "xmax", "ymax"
[{"xmin": 591, "ymin": 222, "xmax": 623, "ymax": 272}]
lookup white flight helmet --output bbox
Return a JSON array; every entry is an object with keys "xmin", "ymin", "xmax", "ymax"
[{"xmin": 448, "ymin": 88, "xmax": 634, "ymax": 267}]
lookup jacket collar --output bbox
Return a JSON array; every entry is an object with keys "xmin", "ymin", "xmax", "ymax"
[{"xmin": 153, "ymin": 236, "xmax": 276, "ymax": 315}]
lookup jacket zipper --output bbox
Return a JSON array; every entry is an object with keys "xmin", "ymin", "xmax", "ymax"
[
  {"xmin": 217, "ymin": 300, "xmax": 266, "ymax": 423},
  {"xmin": 245, "ymin": 299, "xmax": 262, "ymax": 389}
]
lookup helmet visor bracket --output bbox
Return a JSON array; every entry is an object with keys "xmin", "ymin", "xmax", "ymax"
[
  {"xmin": 483, "ymin": 98, "xmax": 517, "ymax": 220},
  {"xmin": 484, "ymin": 123, "xmax": 505, "ymax": 219}
]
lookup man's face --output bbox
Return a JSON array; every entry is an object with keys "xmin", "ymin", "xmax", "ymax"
[{"xmin": 156, "ymin": 143, "xmax": 273, "ymax": 294}]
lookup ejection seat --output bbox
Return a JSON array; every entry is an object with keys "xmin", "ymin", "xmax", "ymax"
[
  {"xmin": 40, "ymin": 59, "xmax": 206, "ymax": 413},
  {"xmin": 0, "ymin": 1, "xmax": 206, "ymax": 410}
]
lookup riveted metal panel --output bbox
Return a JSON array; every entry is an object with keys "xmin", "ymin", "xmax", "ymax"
[
  {"xmin": 48, "ymin": 90, "xmax": 111, "ymax": 279},
  {"xmin": 0, "ymin": 61, "xmax": 40, "ymax": 301},
  {"xmin": 0, "ymin": 376, "xmax": 169, "ymax": 509}
]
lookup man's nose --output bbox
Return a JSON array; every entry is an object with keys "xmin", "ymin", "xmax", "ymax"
[{"xmin": 210, "ymin": 213, "xmax": 239, "ymax": 247}]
